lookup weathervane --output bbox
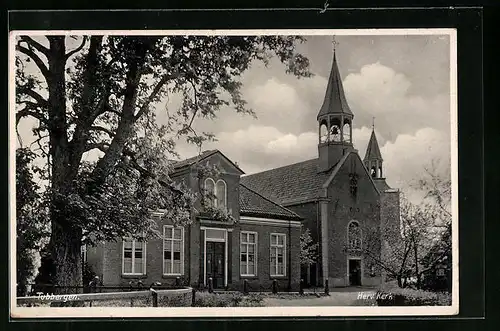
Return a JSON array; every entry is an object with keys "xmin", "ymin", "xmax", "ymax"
[{"xmin": 372, "ymin": 117, "xmax": 375, "ymax": 130}]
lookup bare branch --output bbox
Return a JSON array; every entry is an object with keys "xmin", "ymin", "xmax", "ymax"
[
  {"xmin": 19, "ymin": 87, "xmax": 49, "ymax": 107},
  {"xmin": 19, "ymin": 36, "xmax": 50, "ymax": 57},
  {"xmin": 90, "ymin": 125, "xmax": 115, "ymax": 138},
  {"xmin": 16, "ymin": 103, "xmax": 48, "ymax": 125},
  {"xmin": 84, "ymin": 142, "xmax": 110, "ymax": 153},
  {"xmin": 184, "ymin": 79, "xmax": 202, "ymax": 128},
  {"xmin": 16, "ymin": 44, "xmax": 50, "ymax": 80},
  {"xmin": 29, "ymin": 131, "xmax": 50, "ymax": 158},
  {"xmin": 65, "ymin": 36, "xmax": 88, "ymax": 60},
  {"xmin": 134, "ymin": 74, "xmax": 174, "ymax": 120}
]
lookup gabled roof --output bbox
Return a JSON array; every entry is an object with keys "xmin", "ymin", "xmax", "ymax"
[
  {"xmin": 364, "ymin": 130, "xmax": 383, "ymax": 161},
  {"xmin": 322, "ymin": 150, "xmax": 382, "ymax": 195},
  {"xmin": 242, "ymin": 151, "xmax": 386, "ymax": 206},
  {"xmin": 239, "ymin": 184, "xmax": 302, "ymax": 221},
  {"xmin": 317, "ymin": 52, "xmax": 353, "ymax": 119},
  {"xmin": 171, "ymin": 149, "xmax": 245, "ymax": 174},
  {"xmin": 373, "ymin": 178, "xmax": 391, "ymax": 192},
  {"xmin": 241, "ymin": 158, "xmax": 330, "ymax": 206}
]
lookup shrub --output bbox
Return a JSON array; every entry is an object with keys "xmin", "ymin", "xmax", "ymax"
[
  {"xmin": 158, "ymin": 292, "xmax": 192, "ymax": 307},
  {"xmin": 193, "ymin": 292, "xmax": 263, "ymax": 307},
  {"xmin": 376, "ymin": 285, "xmax": 451, "ymax": 306}
]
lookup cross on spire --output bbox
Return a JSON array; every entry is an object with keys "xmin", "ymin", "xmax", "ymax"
[
  {"xmin": 332, "ymin": 36, "xmax": 339, "ymax": 53},
  {"xmin": 372, "ymin": 117, "xmax": 375, "ymax": 130}
]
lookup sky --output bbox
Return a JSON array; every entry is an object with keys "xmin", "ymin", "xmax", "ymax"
[
  {"xmin": 15, "ymin": 33, "xmax": 453, "ymax": 201},
  {"xmin": 162, "ymin": 34, "xmax": 453, "ymax": 197}
]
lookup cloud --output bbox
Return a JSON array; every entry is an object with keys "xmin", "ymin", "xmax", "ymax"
[
  {"xmin": 201, "ymin": 125, "xmax": 317, "ymax": 173},
  {"xmin": 179, "ymin": 123, "xmax": 452, "ymax": 207},
  {"xmin": 343, "ymin": 62, "xmax": 450, "ymax": 139},
  {"xmin": 381, "ymin": 127, "xmax": 451, "ymax": 201}
]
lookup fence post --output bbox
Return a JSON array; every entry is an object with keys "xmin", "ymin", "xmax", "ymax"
[
  {"xmin": 208, "ymin": 277, "xmax": 213, "ymax": 293},
  {"xmin": 243, "ymin": 279, "xmax": 248, "ymax": 295},
  {"xmin": 191, "ymin": 288, "xmax": 196, "ymax": 307},
  {"xmin": 92, "ymin": 276, "xmax": 100, "ymax": 293},
  {"xmin": 324, "ymin": 279, "xmax": 329, "ymax": 296},
  {"xmin": 299, "ymin": 279, "xmax": 304, "ymax": 295},
  {"xmin": 151, "ymin": 289, "xmax": 158, "ymax": 307},
  {"xmin": 272, "ymin": 279, "xmax": 278, "ymax": 294}
]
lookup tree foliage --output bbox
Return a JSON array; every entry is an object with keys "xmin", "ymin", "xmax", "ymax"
[
  {"xmin": 362, "ymin": 160, "xmax": 452, "ymax": 289},
  {"xmin": 299, "ymin": 228, "xmax": 318, "ymax": 266},
  {"xmin": 15, "ymin": 35, "xmax": 311, "ymax": 290},
  {"xmin": 16, "ymin": 148, "xmax": 49, "ymax": 296}
]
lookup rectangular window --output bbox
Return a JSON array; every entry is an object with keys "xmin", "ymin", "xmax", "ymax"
[
  {"xmin": 81, "ymin": 244, "xmax": 87, "ymax": 263},
  {"xmin": 122, "ymin": 240, "xmax": 146, "ymax": 275},
  {"xmin": 163, "ymin": 225, "xmax": 184, "ymax": 275},
  {"xmin": 270, "ymin": 233, "xmax": 286, "ymax": 277},
  {"xmin": 240, "ymin": 231, "xmax": 257, "ymax": 276}
]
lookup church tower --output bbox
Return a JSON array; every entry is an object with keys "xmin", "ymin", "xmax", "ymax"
[
  {"xmin": 364, "ymin": 125, "xmax": 391, "ymax": 191},
  {"xmin": 317, "ymin": 44, "xmax": 354, "ymax": 172}
]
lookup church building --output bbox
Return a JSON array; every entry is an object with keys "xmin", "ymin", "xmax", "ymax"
[
  {"xmin": 86, "ymin": 47, "xmax": 400, "ymax": 291},
  {"xmin": 241, "ymin": 50, "xmax": 400, "ymax": 288}
]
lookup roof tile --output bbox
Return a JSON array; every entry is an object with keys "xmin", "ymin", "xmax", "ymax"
[
  {"xmin": 239, "ymin": 184, "xmax": 302, "ymax": 220},
  {"xmin": 241, "ymin": 158, "xmax": 329, "ymax": 205}
]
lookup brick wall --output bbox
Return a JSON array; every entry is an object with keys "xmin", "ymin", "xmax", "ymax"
[
  {"xmin": 286, "ymin": 202, "xmax": 321, "ymax": 286},
  {"xmin": 229, "ymin": 220, "xmax": 301, "ymax": 292},
  {"xmin": 326, "ymin": 153, "xmax": 382, "ymax": 287}
]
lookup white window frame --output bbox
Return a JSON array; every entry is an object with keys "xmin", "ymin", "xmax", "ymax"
[
  {"xmin": 204, "ymin": 177, "xmax": 227, "ymax": 208},
  {"xmin": 215, "ymin": 179, "xmax": 227, "ymax": 208},
  {"xmin": 122, "ymin": 239, "xmax": 147, "ymax": 275},
  {"xmin": 81, "ymin": 244, "xmax": 87, "ymax": 263},
  {"xmin": 347, "ymin": 220, "xmax": 362, "ymax": 250},
  {"xmin": 240, "ymin": 231, "xmax": 258, "ymax": 276},
  {"xmin": 163, "ymin": 225, "xmax": 185, "ymax": 276},
  {"xmin": 270, "ymin": 233, "xmax": 286, "ymax": 277}
]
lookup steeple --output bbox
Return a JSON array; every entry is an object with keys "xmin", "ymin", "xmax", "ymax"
[
  {"xmin": 317, "ymin": 51, "xmax": 353, "ymax": 119},
  {"xmin": 317, "ymin": 38, "xmax": 355, "ymax": 172},
  {"xmin": 364, "ymin": 125, "xmax": 384, "ymax": 178}
]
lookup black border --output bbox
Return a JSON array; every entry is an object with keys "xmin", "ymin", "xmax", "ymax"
[{"xmin": 4, "ymin": 5, "xmax": 488, "ymax": 330}]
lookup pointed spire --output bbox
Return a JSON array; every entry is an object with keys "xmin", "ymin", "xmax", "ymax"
[
  {"xmin": 317, "ymin": 38, "xmax": 353, "ymax": 119},
  {"xmin": 364, "ymin": 128, "xmax": 383, "ymax": 161}
]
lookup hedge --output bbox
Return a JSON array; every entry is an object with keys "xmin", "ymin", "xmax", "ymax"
[{"xmin": 376, "ymin": 285, "xmax": 452, "ymax": 306}]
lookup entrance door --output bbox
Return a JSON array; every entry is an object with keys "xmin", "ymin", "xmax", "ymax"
[
  {"xmin": 206, "ymin": 241, "xmax": 225, "ymax": 289},
  {"xmin": 348, "ymin": 259, "xmax": 362, "ymax": 286}
]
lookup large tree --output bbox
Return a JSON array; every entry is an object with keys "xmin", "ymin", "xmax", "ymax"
[{"xmin": 15, "ymin": 35, "xmax": 311, "ymax": 295}]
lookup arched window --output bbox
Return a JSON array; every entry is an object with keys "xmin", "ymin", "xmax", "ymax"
[
  {"xmin": 348, "ymin": 221, "xmax": 362, "ymax": 250},
  {"xmin": 215, "ymin": 179, "xmax": 227, "ymax": 208},
  {"xmin": 379, "ymin": 167, "xmax": 383, "ymax": 178},
  {"xmin": 343, "ymin": 122, "xmax": 351, "ymax": 142},
  {"xmin": 320, "ymin": 124, "xmax": 328, "ymax": 143},
  {"xmin": 204, "ymin": 178, "xmax": 216, "ymax": 206},
  {"xmin": 370, "ymin": 167, "xmax": 376, "ymax": 178}
]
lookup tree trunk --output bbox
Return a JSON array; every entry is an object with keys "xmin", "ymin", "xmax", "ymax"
[
  {"xmin": 45, "ymin": 37, "xmax": 85, "ymax": 306},
  {"xmin": 49, "ymin": 208, "xmax": 83, "ymax": 306},
  {"xmin": 413, "ymin": 241, "xmax": 421, "ymax": 289}
]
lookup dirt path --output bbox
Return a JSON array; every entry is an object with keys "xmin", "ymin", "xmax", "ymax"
[{"xmin": 262, "ymin": 289, "xmax": 378, "ymax": 307}]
